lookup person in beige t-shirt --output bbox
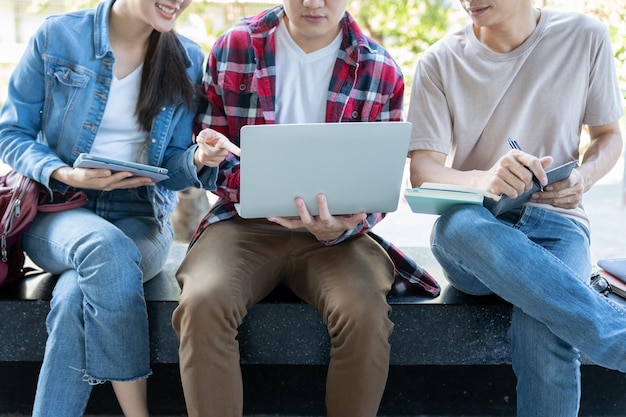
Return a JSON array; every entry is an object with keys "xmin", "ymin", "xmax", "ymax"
[{"xmin": 408, "ymin": 1, "xmax": 624, "ymax": 416}]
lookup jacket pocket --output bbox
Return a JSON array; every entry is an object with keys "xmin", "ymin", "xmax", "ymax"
[{"xmin": 45, "ymin": 64, "xmax": 90, "ymax": 111}]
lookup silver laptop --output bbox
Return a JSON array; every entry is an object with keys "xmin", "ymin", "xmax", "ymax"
[{"xmin": 238, "ymin": 122, "xmax": 411, "ymax": 218}]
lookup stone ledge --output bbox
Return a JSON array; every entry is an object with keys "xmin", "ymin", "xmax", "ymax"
[
  {"xmin": 0, "ymin": 244, "xmax": 515, "ymax": 366},
  {"xmin": 1, "ymin": 244, "xmax": 617, "ymax": 366},
  {"xmin": 1, "ymin": 244, "xmax": 626, "ymax": 416}
]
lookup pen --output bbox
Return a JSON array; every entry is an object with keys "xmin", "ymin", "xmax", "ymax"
[{"xmin": 507, "ymin": 137, "xmax": 544, "ymax": 192}]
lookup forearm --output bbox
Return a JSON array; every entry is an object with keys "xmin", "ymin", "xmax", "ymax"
[
  {"xmin": 409, "ymin": 150, "xmax": 484, "ymax": 189},
  {"xmin": 578, "ymin": 123, "xmax": 623, "ymax": 193}
]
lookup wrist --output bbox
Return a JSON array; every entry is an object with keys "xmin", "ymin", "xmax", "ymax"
[
  {"xmin": 193, "ymin": 147, "xmax": 204, "ymax": 172},
  {"xmin": 51, "ymin": 166, "xmax": 72, "ymax": 182}
]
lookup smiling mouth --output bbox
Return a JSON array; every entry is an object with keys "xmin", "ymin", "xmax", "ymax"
[{"xmin": 156, "ymin": 3, "xmax": 176, "ymax": 15}]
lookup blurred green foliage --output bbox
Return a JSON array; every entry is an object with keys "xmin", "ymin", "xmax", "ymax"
[
  {"xmin": 348, "ymin": 0, "xmax": 450, "ymax": 66},
  {"xmin": 583, "ymin": 0, "xmax": 626, "ymax": 96},
  {"xmin": 16, "ymin": 0, "xmax": 626, "ymax": 96},
  {"xmin": 346, "ymin": 0, "xmax": 451, "ymax": 91}
]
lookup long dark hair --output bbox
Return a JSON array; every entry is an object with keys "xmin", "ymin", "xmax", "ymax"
[{"xmin": 135, "ymin": 30, "xmax": 195, "ymax": 132}]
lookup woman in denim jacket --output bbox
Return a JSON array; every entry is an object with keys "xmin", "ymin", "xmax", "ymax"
[{"xmin": 0, "ymin": 0, "xmax": 231, "ymax": 415}]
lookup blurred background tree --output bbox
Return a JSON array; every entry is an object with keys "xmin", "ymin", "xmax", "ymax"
[
  {"xmin": 347, "ymin": 0, "xmax": 450, "ymax": 86},
  {"xmin": 583, "ymin": 0, "xmax": 626, "ymax": 91},
  {"xmin": 17, "ymin": 0, "xmax": 625, "ymax": 98}
]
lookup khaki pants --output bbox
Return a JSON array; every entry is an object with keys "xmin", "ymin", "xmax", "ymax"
[{"xmin": 172, "ymin": 217, "xmax": 395, "ymax": 417}]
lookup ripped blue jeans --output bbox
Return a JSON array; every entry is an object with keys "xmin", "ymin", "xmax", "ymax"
[{"xmin": 23, "ymin": 188, "xmax": 173, "ymax": 417}]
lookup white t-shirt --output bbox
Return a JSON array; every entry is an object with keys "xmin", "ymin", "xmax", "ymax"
[
  {"xmin": 407, "ymin": 9, "xmax": 624, "ymax": 229},
  {"xmin": 90, "ymin": 64, "xmax": 149, "ymax": 163},
  {"xmin": 274, "ymin": 19, "xmax": 342, "ymax": 124}
]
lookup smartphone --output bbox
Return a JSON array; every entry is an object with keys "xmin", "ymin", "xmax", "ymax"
[{"xmin": 73, "ymin": 154, "xmax": 169, "ymax": 182}]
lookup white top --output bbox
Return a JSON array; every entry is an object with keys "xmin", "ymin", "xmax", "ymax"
[
  {"xmin": 90, "ymin": 64, "xmax": 149, "ymax": 163},
  {"xmin": 274, "ymin": 19, "xmax": 342, "ymax": 124},
  {"xmin": 407, "ymin": 9, "xmax": 624, "ymax": 229}
]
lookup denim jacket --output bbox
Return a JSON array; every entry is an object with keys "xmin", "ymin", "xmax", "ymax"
[{"xmin": 0, "ymin": 0, "xmax": 216, "ymax": 227}]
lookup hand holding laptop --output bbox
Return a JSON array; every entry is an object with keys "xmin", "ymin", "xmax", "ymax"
[{"xmin": 268, "ymin": 193, "xmax": 367, "ymax": 241}]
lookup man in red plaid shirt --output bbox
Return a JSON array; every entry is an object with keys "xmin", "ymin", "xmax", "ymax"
[{"xmin": 173, "ymin": 1, "xmax": 439, "ymax": 416}]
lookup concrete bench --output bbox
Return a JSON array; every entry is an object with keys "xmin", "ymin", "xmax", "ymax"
[{"xmin": 0, "ymin": 244, "xmax": 624, "ymax": 416}]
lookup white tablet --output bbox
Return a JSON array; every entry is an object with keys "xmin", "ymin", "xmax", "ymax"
[{"xmin": 73, "ymin": 154, "xmax": 169, "ymax": 182}]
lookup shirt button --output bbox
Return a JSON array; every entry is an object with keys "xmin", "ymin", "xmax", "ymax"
[
  {"xmin": 351, "ymin": 111, "xmax": 359, "ymax": 119},
  {"xmin": 239, "ymin": 84, "xmax": 246, "ymax": 91}
]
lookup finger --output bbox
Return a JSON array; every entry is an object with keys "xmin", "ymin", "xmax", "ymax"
[
  {"xmin": 267, "ymin": 216, "xmax": 303, "ymax": 229},
  {"xmin": 218, "ymin": 139, "xmax": 241, "ymax": 157},
  {"xmin": 105, "ymin": 176, "xmax": 155, "ymax": 190},
  {"xmin": 294, "ymin": 197, "xmax": 313, "ymax": 223},
  {"xmin": 506, "ymin": 156, "xmax": 544, "ymax": 192},
  {"xmin": 92, "ymin": 178, "xmax": 152, "ymax": 191},
  {"xmin": 196, "ymin": 128, "xmax": 225, "ymax": 145},
  {"xmin": 526, "ymin": 160, "xmax": 548, "ymax": 186},
  {"xmin": 316, "ymin": 194, "xmax": 332, "ymax": 220},
  {"xmin": 514, "ymin": 153, "xmax": 552, "ymax": 186},
  {"xmin": 267, "ymin": 216, "xmax": 288, "ymax": 227},
  {"xmin": 198, "ymin": 136, "xmax": 240, "ymax": 158},
  {"xmin": 197, "ymin": 129, "xmax": 240, "ymax": 156},
  {"xmin": 498, "ymin": 168, "xmax": 528, "ymax": 197},
  {"xmin": 74, "ymin": 168, "xmax": 133, "ymax": 187},
  {"xmin": 108, "ymin": 171, "xmax": 136, "ymax": 181}
]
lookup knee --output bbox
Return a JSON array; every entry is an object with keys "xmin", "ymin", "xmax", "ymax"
[
  {"xmin": 174, "ymin": 276, "xmax": 246, "ymax": 334},
  {"xmin": 431, "ymin": 205, "xmax": 497, "ymax": 268},
  {"xmin": 75, "ymin": 227, "xmax": 141, "ymax": 269},
  {"xmin": 67, "ymin": 230, "xmax": 146, "ymax": 312},
  {"xmin": 325, "ymin": 289, "xmax": 393, "ymax": 341},
  {"xmin": 434, "ymin": 205, "xmax": 488, "ymax": 245}
]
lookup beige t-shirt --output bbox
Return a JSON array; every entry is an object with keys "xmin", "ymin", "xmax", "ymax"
[{"xmin": 407, "ymin": 9, "xmax": 624, "ymax": 229}]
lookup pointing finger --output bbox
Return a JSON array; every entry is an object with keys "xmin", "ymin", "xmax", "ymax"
[{"xmin": 197, "ymin": 131, "xmax": 240, "ymax": 157}]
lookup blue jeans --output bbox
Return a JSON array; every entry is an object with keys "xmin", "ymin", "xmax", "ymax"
[
  {"xmin": 23, "ymin": 188, "xmax": 173, "ymax": 417},
  {"xmin": 431, "ymin": 204, "xmax": 626, "ymax": 417}
]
